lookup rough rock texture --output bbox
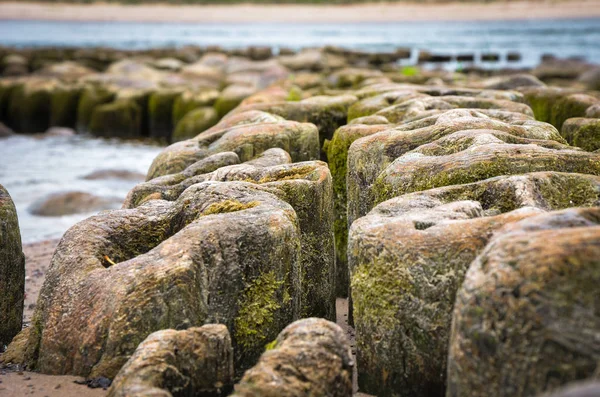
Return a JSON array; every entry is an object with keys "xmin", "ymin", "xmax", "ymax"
[
  {"xmin": 125, "ymin": 156, "xmax": 336, "ymax": 321},
  {"xmin": 108, "ymin": 324, "xmax": 233, "ymax": 397},
  {"xmin": 520, "ymin": 87, "xmax": 599, "ymax": 130},
  {"xmin": 232, "ymin": 318, "xmax": 353, "ymax": 397},
  {"xmin": 561, "ymin": 117, "xmax": 600, "ymax": 152},
  {"xmin": 325, "ymin": 123, "xmax": 388, "ymax": 297},
  {"xmin": 146, "ymin": 110, "xmax": 320, "ymax": 180},
  {"xmin": 447, "ymin": 208, "xmax": 600, "ymax": 397},
  {"xmin": 232, "ymin": 94, "xmax": 358, "ymax": 151},
  {"xmin": 347, "ymin": 108, "xmax": 567, "ymax": 227},
  {"xmin": 0, "ymin": 184, "xmax": 25, "ymax": 347},
  {"xmin": 5, "ymin": 182, "xmax": 302, "ymax": 378},
  {"xmin": 349, "ymin": 172, "xmax": 600, "ymax": 397}
]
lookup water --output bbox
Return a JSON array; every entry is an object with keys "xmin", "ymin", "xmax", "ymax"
[
  {"xmin": 0, "ymin": 135, "xmax": 163, "ymax": 243},
  {"xmin": 1, "ymin": 18, "xmax": 600, "ymax": 68}
]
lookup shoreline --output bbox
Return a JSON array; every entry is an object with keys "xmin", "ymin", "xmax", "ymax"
[{"xmin": 0, "ymin": 0, "xmax": 599, "ymax": 23}]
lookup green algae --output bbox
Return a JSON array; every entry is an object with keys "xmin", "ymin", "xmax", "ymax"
[
  {"xmin": 201, "ymin": 200, "xmax": 259, "ymax": 216},
  {"xmin": 235, "ymin": 271, "xmax": 285, "ymax": 349}
]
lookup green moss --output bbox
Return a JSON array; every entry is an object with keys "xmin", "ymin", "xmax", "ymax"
[
  {"xmin": 551, "ymin": 97, "xmax": 593, "ymax": 131},
  {"xmin": 214, "ymin": 96, "xmax": 242, "ymax": 118},
  {"xmin": 201, "ymin": 199, "xmax": 259, "ymax": 216},
  {"xmin": 76, "ymin": 86, "xmax": 115, "ymax": 132},
  {"xmin": 171, "ymin": 89, "xmax": 219, "ymax": 126},
  {"xmin": 572, "ymin": 122, "xmax": 600, "ymax": 152},
  {"xmin": 401, "ymin": 66, "xmax": 419, "ymax": 77},
  {"xmin": 148, "ymin": 90, "xmax": 180, "ymax": 141},
  {"xmin": 0, "ymin": 82, "xmax": 18, "ymax": 124},
  {"xmin": 286, "ymin": 85, "xmax": 303, "ymax": 102},
  {"xmin": 8, "ymin": 83, "xmax": 53, "ymax": 133},
  {"xmin": 351, "ymin": 256, "xmax": 414, "ymax": 330},
  {"xmin": 89, "ymin": 99, "xmax": 142, "ymax": 138},
  {"xmin": 235, "ymin": 271, "xmax": 284, "ymax": 349},
  {"xmin": 172, "ymin": 106, "xmax": 219, "ymax": 142},
  {"xmin": 537, "ymin": 175, "xmax": 599, "ymax": 209},
  {"xmin": 50, "ymin": 85, "xmax": 82, "ymax": 129},
  {"xmin": 264, "ymin": 339, "xmax": 278, "ymax": 351}
]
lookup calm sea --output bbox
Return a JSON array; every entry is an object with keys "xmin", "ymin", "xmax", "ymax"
[{"xmin": 0, "ymin": 18, "xmax": 599, "ymax": 67}]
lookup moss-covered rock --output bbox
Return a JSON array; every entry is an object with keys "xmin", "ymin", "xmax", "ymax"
[
  {"xmin": 326, "ymin": 123, "xmax": 389, "ymax": 297},
  {"xmin": 520, "ymin": 87, "xmax": 599, "ymax": 130},
  {"xmin": 89, "ymin": 99, "xmax": 142, "ymax": 138},
  {"xmin": 347, "ymin": 109, "xmax": 564, "ymax": 227},
  {"xmin": 76, "ymin": 85, "xmax": 115, "ymax": 133},
  {"xmin": 147, "ymin": 89, "xmax": 181, "ymax": 141},
  {"xmin": 0, "ymin": 185, "xmax": 25, "ymax": 348},
  {"xmin": 373, "ymin": 141, "xmax": 600, "ymax": 207},
  {"xmin": 7, "ymin": 78, "xmax": 57, "ymax": 133},
  {"xmin": 0, "ymin": 79, "xmax": 19, "ymax": 124},
  {"xmin": 447, "ymin": 208, "xmax": 600, "ymax": 397},
  {"xmin": 172, "ymin": 89, "xmax": 220, "ymax": 127},
  {"xmin": 108, "ymin": 325, "xmax": 233, "ymax": 397},
  {"xmin": 481, "ymin": 73, "xmax": 545, "ymax": 90},
  {"xmin": 50, "ymin": 84, "xmax": 83, "ymax": 129},
  {"xmin": 214, "ymin": 84, "xmax": 257, "ymax": 118},
  {"xmin": 347, "ymin": 90, "xmax": 427, "ymax": 121},
  {"xmin": 127, "ymin": 159, "xmax": 336, "ymax": 321},
  {"xmin": 172, "ymin": 106, "xmax": 219, "ymax": 142},
  {"xmin": 1, "ymin": 54, "xmax": 28, "ymax": 77},
  {"xmin": 232, "ymin": 318, "xmax": 353, "ymax": 397},
  {"xmin": 349, "ymin": 172, "xmax": 600, "ymax": 397},
  {"xmin": 147, "ymin": 111, "xmax": 319, "ymax": 180},
  {"xmin": 232, "ymin": 94, "xmax": 357, "ymax": 156},
  {"xmin": 374, "ymin": 95, "xmax": 533, "ymax": 124},
  {"xmin": 561, "ymin": 117, "xmax": 600, "ymax": 152},
  {"xmin": 4, "ymin": 182, "xmax": 302, "ymax": 378},
  {"xmin": 550, "ymin": 94, "xmax": 599, "ymax": 131}
]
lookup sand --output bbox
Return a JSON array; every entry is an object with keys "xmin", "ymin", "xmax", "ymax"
[
  {"xmin": 0, "ymin": 0, "xmax": 598, "ymax": 23},
  {"xmin": 2, "ymin": 239, "xmax": 370, "ymax": 396}
]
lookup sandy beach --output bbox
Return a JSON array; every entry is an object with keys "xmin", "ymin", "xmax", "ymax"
[{"xmin": 0, "ymin": 0, "xmax": 598, "ymax": 23}]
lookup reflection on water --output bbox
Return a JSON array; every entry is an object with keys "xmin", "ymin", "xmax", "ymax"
[
  {"xmin": 0, "ymin": 19, "xmax": 599, "ymax": 67},
  {"xmin": 0, "ymin": 135, "xmax": 163, "ymax": 243}
]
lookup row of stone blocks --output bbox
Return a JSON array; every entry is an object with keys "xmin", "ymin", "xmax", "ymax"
[
  {"xmin": 326, "ymin": 82, "xmax": 600, "ymax": 396},
  {"xmin": 2, "ymin": 71, "xmax": 600, "ymax": 396}
]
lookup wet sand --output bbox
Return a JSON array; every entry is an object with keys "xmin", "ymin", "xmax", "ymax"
[{"xmin": 0, "ymin": 0, "xmax": 598, "ymax": 23}]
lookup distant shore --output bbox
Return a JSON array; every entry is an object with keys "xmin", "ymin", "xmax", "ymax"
[{"xmin": 0, "ymin": 0, "xmax": 598, "ymax": 23}]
